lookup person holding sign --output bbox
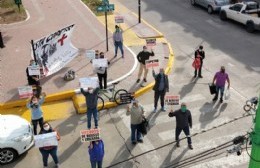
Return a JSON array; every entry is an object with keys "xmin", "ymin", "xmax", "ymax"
[
  {"xmin": 26, "ymin": 59, "xmax": 42, "ymax": 98},
  {"xmin": 81, "ymin": 87, "xmax": 100, "ymax": 129},
  {"xmin": 126, "ymin": 100, "xmax": 145, "ymax": 145},
  {"xmin": 152, "ymin": 68, "xmax": 169, "ymax": 113},
  {"xmin": 113, "ymin": 25, "xmax": 124, "ymax": 58},
  {"xmin": 39, "ymin": 122, "xmax": 60, "ymax": 168},
  {"xmin": 136, "ymin": 46, "xmax": 155, "ymax": 83},
  {"xmin": 168, "ymin": 103, "xmax": 193, "ymax": 150},
  {"xmin": 88, "ymin": 139, "xmax": 105, "ymax": 168},
  {"xmin": 94, "ymin": 52, "xmax": 110, "ymax": 89},
  {"xmin": 27, "ymin": 92, "xmax": 46, "ymax": 135}
]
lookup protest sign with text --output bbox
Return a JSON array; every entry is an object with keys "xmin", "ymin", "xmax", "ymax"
[
  {"xmin": 85, "ymin": 50, "xmax": 96, "ymax": 60},
  {"xmin": 119, "ymin": 93, "xmax": 134, "ymax": 104},
  {"xmin": 79, "ymin": 77, "xmax": 99, "ymax": 89},
  {"xmin": 34, "ymin": 132, "xmax": 58, "ymax": 148},
  {"xmin": 145, "ymin": 59, "xmax": 159, "ymax": 69},
  {"xmin": 28, "ymin": 66, "xmax": 41, "ymax": 76},
  {"xmin": 80, "ymin": 129, "xmax": 101, "ymax": 142},
  {"xmin": 18, "ymin": 86, "xmax": 33, "ymax": 99},
  {"xmin": 92, "ymin": 58, "xmax": 108, "ymax": 68},
  {"xmin": 165, "ymin": 95, "xmax": 180, "ymax": 106},
  {"xmin": 115, "ymin": 16, "xmax": 124, "ymax": 23},
  {"xmin": 146, "ymin": 38, "xmax": 156, "ymax": 46}
]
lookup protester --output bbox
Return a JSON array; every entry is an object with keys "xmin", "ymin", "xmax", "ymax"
[
  {"xmin": 126, "ymin": 100, "xmax": 145, "ymax": 145},
  {"xmin": 88, "ymin": 139, "xmax": 105, "ymax": 168},
  {"xmin": 95, "ymin": 52, "xmax": 110, "ymax": 89},
  {"xmin": 152, "ymin": 68, "xmax": 169, "ymax": 112},
  {"xmin": 81, "ymin": 87, "xmax": 99, "ymax": 129},
  {"xmin": 39, "ymin": 122, "xmax": 60, "ymax": 168},
  {"xmin": 113, "ymin": 25, "xmax": 124, "ymax": 58},
  {"xmin": 168, "ymin": 103, "xmax": 193, "ymax": 150},
  {"xmin": 194, "ymin": 45, "xmax": 205, "ymax": 78},
  {"xmin": 26, "ymin": 59, "xmax": 42, "ymax": 98},
  {"xmin": 212, "ymin": 66, "xmax": 230, "ymax": 103},
  {"xmin": 136, "ymin": 46, "xmax": 155, "ymax": 83},
  {"xmin": 27, "ymin": 92, "xmax": 46, "ymax": 135}
]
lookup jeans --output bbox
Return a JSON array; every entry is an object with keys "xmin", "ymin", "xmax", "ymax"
[
  {"xmin": 39, "ymin": 146, "xmax": 59, "ymax": 167},
  {"xmin": 97, "ymin": 72, "xmax": 107, "ymax": 89},
  {"xmin": 32, "ymin": 117, "xmax": 44, "ymax": 135},
  {"xmin": 214, "ymin": 86, "xmax": 225, "ymax": 99},
  {"xmin": 175, "ymin": 126, "xmax": 192, "ymax": 145},
  {"xmin": 114, "ymin": 41, "xmax": 124, "ymax": 56},
  {"xmin": 154, "ymin": 90, "xmax": 166, "ymax": 109},
  {"xmin": 87, "ymin": 108, "xmax": 98, "ymax": 129},
  {"xmin": 131, "ymin": 124, "xmax": 142, "ymax": 142},
  {"xmin": 194, "ymin": 61, "xmax": 203, "ymax": 77},
  {"xmin": 90, "ymin": 160, "xmax": 103, "ymax": 168}
]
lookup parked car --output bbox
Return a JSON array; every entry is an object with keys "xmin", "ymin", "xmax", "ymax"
[
  {"xmin": 220, "ymin": 1, "xmax": 260, "ymax": 32},
  {"xmin": 0, "ymin": 115, "xmax": 34, "ymax": 165},
  {"xmin": 191, "ymin": 0, "xmax": 230, "ymax": 14}
]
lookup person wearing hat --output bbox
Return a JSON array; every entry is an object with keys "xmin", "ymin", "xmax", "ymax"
[
  {"xmin": 126, "ymin": 100, "xmax": 145, "ymax": 145},
  {"xmin": 194, "ymin": 45, "xmax": 205, "ymax": 78},
  {"xmin": 113, "ymin": 25, "xmax": 124, "ymax": 58},
  {"xmin": 168, "ymin": 103, "xmax": 193, "ymax": 150}
]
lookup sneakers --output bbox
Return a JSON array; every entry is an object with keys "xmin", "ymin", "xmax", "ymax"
[
  {"xmin": 220, "ymin": 98, "xmax": 223, "ymax": 103},
  {"xmin": 153, "ymin": 108, "xmax": 157, "ymax": 113},
  {"xmin": 176, "ymin": 142, "xmax": 180, "ymax": 147},
  {"xmin": 136, "ymin": 79, "xmax": 140, "ymax": 83},
  {"xmin": 161, "ymin": 107, "xmax": 166, "ymax": 112},
  {"xmin": 143, "ymin": 78, "xmax": 147, "ymax": 82},
  {"xmin": 55, "ymin": 164, "xmax": 60, "ymax": 168},
  {"xmin": 188, "ymin": 144, "xmax": 193, "ymax": 150},
  {"xmin": 137, "ymin": 139, "xmax": 143, "ymax": 143},
  {"xmin": 132, "ymin": 141, "xmax": 137, "ymax": 145},
  {"xmin": 212, "ymin": 97, "xmax": 218, "ymax": 101},
  {"xmin": 198, "ymin": 75, "xmax": 203, "ymax": 78}
]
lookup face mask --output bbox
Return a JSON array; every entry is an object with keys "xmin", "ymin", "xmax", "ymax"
[
  {"xmin": 221, "ymin": 69, "xmax": 225, "ymax": 73},
  {"xmin": 143, "ymin": 49, "xmax": 147, "ymax": 52},
  {"xmin": 43, "ymin": 125, "xmax": 50, "ymax": 131},
  {"xmin": 89, "ymin": 89, "xmax": 94, "ymax": 94},
  {"xmin": 32, "ymin": 100, "xmax": 38, "ymax": 104},
  {"xmin": 116, "ymin": 28, "xmax": 119, "ymax": 32},
  {"xmin": 160, "ymin": 72, "xmax": 163, "ymax": 75},
  {"xmin": 181, "ymin": 106, "xmax": 186, "ymax": 112}
]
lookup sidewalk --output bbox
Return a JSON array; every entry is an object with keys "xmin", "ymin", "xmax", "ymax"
[{"xmin": 0, "ymin": 0, "xmax": 173, "ymax": 121}]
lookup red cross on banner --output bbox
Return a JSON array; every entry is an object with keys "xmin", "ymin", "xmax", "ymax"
[{"xmin": 58, "ymin": 34, "xmax": 67, "ymax": 46}]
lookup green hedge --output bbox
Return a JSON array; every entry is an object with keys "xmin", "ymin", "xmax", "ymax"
[{"xmin": 81, "ymin": 0, "xmax": 113, "ymax": 16}]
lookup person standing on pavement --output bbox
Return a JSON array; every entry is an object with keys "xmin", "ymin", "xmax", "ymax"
[
  {"xmin": 212, "ymin": 66, "xmax": 230, "ymax": 103},
  {"xmin": 39, "ymin": 122, "xmax": 60, "ymax": 168},
  {"xmin": 88, "ymin": 139, "xmax": 105, "ymax": 168},
  {"xmin": 126, "ymin": 100, "xmax": 145, "ymax": 145},
  {"xmin": 81, "ymin": 87, "xmax": 99, "ymax": 129},
  {"xmin": 136, "ymin": 46, "xmax": 155, "ymax": 83},
  {"xmin": 95, "ymin": 52, "xmax": 110, "ymax": 89},
  {"xmin": 113, "ymin": 25, "xmax": 124, "ymax": 58},
  {"xmin": 27, "ymin": 92, "xmax": 46, "ymax": 135},
  {"xmin": 26, "ymin": 59, "xmax": 42, "ymax": 98},
  {"xmin": 168, "ymin": 103, "xmax": 193, "ymax": 150},
  {"xmin": 194, "ymin": 45, "xmax": 205, "ymax": 78},
  {"xmin": 152, "ymin": 68, "xmax": 169, "ymax": 112}
]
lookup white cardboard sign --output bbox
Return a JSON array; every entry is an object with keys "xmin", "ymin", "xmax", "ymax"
[
  {"xmin": 18, "ymin": 86, "xmax": 33, "ymax": 99},
  {"xmin": 34, "ymin": 132, "xmax": 58, "ymax": 148},
  {"xmin": 85, "ymin": 50, "xmax": 96, "ymax": 60},
  {"xmin": 115, "ymin": 16, "xmax": 124, "ymax": 23},
  {"xmin": 80, "ymin": 129, "xmax": 101, "ymax": 142},
  {"xmin": 92, "ymin": 58, "xmax": 108, "ymax": 68},
  {"xmin": 28, "ymin": 66, "xmax": 41, "ymax": 76},
  {"xmin": 145, "ymin": 59, "xmax": 159, "ymax": 69},
  {"xmin": 165, "ymin": 95, "xmax": 180, "ymax": 105},
  {"xmin": 79, "ymin": 77, "xmax": 99, "ymax": 89}
]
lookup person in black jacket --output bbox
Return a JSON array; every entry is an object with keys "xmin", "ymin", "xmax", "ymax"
[
  {"xmin": 152, "ymin": 68, "xmax": 169, "ymax": 112},
  {"xmin": 168, "ymin": 103, "xmax": 193, "ymax": 150},
  {"xmin": 136, "ymin": 46, "xmax": 155, "ymax": 83},
  {"xmin": 194, "ymin": 45, "xmax": 205, "ymax": 78}
]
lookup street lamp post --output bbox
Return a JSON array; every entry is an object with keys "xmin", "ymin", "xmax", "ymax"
[{"xmin": 138, "ymin": 0, "xmax": 141, "ymax": 23}]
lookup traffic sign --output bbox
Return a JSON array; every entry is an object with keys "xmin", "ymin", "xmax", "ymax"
[{"xmin": 96, "ymin": 4, "xmax": 115, "ymax": 12}]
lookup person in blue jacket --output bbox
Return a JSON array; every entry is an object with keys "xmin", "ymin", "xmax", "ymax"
[
  {"xmin": 27, "ymin": 92, "xmax": 46, "ymax": 135},
  {"xmin": 89, "ymin": 139, "xmax": 105, "ymax": 168}
]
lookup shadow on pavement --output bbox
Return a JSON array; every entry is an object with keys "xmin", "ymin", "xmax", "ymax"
[{"xmin": 178, "ymin": 77, "xmax": 198, "ymax": 99}]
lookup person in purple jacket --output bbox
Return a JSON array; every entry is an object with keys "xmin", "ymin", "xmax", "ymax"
[
  {"xmin": 212, "ymin": 66, "xmax": 230, "ymax": 103},
  {"xmin": 88, "ymin": 139, "xmax": 105, "ymax": 168}
]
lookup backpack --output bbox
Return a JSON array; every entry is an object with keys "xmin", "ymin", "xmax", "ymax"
[{"xmin": 64, "ymin": 70, "xmax": 75, "ymax": 81}]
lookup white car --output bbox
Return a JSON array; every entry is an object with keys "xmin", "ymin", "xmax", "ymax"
[{"xmin": 0, "ymin": 115, "xmax": 34, "ymax": 165}]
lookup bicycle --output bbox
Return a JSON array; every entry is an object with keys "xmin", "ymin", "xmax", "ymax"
[
  {"xmin": 243, "ymin": 97, "xmax": 258, "ymax": 113},
  {"xmin": 97, "ymin": 81, "xmax": 129, "ymax": 110}
]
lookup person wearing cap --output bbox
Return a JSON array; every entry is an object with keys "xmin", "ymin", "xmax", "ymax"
[
  {"xmin": 136, "ymin": 46, "xmax": 155, "ymax": 83},
  {"xmin": 126, "ymin": 100, "xmax": 145, "ymax": 145},
  {"xmin": 113, "ymin": 25, "xmax": 124, "ymax": 58},
  {"xmin": 212, "ymin": 66, "xmax": 230, "ymax": 103},
  {"xmin": 152, "ymin": 68, "xmax": 169, "ymax": 113},
  {"xmin": 194, "ymin": 45, "xmax": 205, "ymax": 78},
  {"xmin": 168, "ymin": 103, "xmax": 193, "ymax": 150}
]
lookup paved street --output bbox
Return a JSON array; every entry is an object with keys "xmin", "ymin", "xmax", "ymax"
[{"xmin": 1, "ymin": 0, "xmax": 260, "ymax": 168}]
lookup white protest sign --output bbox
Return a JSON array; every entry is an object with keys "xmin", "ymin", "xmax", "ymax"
[
  {"xmin": 115, "ymin": 16, "xmax": 124, "ymax": 23},
  {"xmin": 85, "ymin": 50, "xmax": 96, "ymax": 60},
  {"xmin": 79, "ymin": 77, "xmax": 99, "ymax": 88},
  {"xmin": 92, "ymin": 58, "xmax": 108, "ymax": 68},
  {"xmin": 18, "ymin": 86, "xmax": 33, "ymax": 99},
  {"xmin": 34, "ymin": 132, "xmax": 58, "ymax": 148},
  {"xmin": 80, "ymin": 128, "xmax": 101, "ymax": 142},
  {"xmin": 145, "ymin": 59, "xmax": 159, "ymax": 69},
  {"xmin": 146, "ymin": 38, "xmax": 156, "ymax": 46},
  {"xmin": 28, "ymin": 66, "xmax": 41, "ymax": 76},
  {"xmin": 165, "ymin": 95, "xmax": 180, "ymax": 106}
]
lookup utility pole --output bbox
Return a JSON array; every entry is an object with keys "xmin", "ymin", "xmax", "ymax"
[
  {"xmin": 249, "ymin": 95, "xmax": 260, "ymax": 168},
  {"xmin": 138, "ymin": 0, "xmax": 141, "ymax": 23}
]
